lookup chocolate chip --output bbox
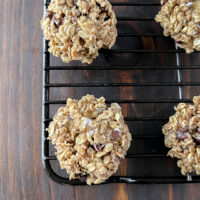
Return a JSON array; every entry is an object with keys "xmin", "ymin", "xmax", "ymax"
[
  {"xmin": 53, "ymin": 16, "xmax": 62, "ymax": 28},
  {"xmin": 194, "ymin": 131, "xmax": 200, "ymax": 144},
  {"xmin": 44, "ymin": 10, "xmax": 53, "ymax": 19},
  {"xmin": 177, "ymin": 41, "xmax": 184, "ymax": 45},
  {"xmin": 195, "ymin": 138, "xmax": 200, "ymax": 144},
  {"xmin": 196, "ymin": 127, "xmax": 200, "ymax": 134},
  {"xmin": 79, "ymin": 38, "xmax": 85, "ymax": 45},
  {"xmin": 110, "ymin": 130, "xmax": 120, "ymax": 141},
  {"xmin": 94, "ymin": 144, "xmax": 104, "ymax": 152},
  {"xmin": 176, "ymin": 131, "xmax": 188, "ymax": 140},
  {"xmin": 197, "ymin": 24, "xmax": 200, "ymax": 29},
  {"xmin": 179, "ymin": 126, "xmax": 189, "ymax": 133},
  {"xmin": 61, "ymin": 13, "xmax": 65, "ymax": 18}
]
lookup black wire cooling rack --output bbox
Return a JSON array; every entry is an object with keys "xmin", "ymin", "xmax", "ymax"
[{"xmin": 42, "ymin": 0, "xmax": 200, "ymax": 184}]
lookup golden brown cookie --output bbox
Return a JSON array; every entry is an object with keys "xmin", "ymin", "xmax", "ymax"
[
  {"xmin": 155, "ymin": 0, "xmax": 200, "ymax": 53},
  {"xmin": 47, "ymin": 94, "xmax": 132, "ymax": 185},
  {"xmin": 163, "ymin": 96, "xmax": 200, "ymax": 175},
  {"xmin": 41, "ymin": 0, "xmax": 117, "ymax": 64}
]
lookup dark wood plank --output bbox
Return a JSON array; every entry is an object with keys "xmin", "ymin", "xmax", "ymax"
[{"xmin": 1, "ymin": 0, "xmax": 200, "ymax": 200}]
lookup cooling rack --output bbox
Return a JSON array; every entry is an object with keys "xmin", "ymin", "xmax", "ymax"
[{"xmin": 42, "ymin": 0, "xmax": 200, "ymax": 184}]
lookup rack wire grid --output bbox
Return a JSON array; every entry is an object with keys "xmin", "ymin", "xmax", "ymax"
[{"xmin": 42, "ymin": 0, "xmax": 200, "ymax": 185}]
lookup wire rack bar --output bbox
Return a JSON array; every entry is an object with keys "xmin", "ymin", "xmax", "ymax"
[
  {"xmin": 45, "ymin": 65, "xmax": 200, "ymax": 70},
  {"xmin": 45, "ymin": 49, "xmax": 187, "ymax": 54},
  {"xmin": 44, "ymin": 117, "xmax": 170, "ymax": 123},
  {"xmin": 45, "ymin": 82, "xmax": 200, "ymax": 87},
  {"xmin": 44, "ymin": 99, "xmax": 192, "ymax": 104},
  {"xmin": 118, "ymin": 33, "xmax": 164, "ymax": 37}
]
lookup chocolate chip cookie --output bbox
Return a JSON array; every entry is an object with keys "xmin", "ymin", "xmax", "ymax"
[
  {"xmin": 163, "ymin": 96, "xmax": 200, "ymax": 175},
  {"xmin": 155, "ymin": 0, "xmax": 200, "ymax": 53},
  {"xmin": 41, "ymin": 0, "xmax": 117, "ymax": 64},
  {"xmin": 47, "ymin": 94, "xmax": 132, "ymax": 185}
]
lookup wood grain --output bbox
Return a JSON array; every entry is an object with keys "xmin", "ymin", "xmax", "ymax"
[{"xmin": 1, "ymin": 0, "xmax": 200, "ymax": 199}]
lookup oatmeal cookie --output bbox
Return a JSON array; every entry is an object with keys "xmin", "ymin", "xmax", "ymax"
[
  {"xmin": 155, "ymin": 0, "xmax": 200, "ymax": 53},
  {"xmin": 41, "ymin": 0, "xmax": 117, "ymax": 64},
  {"xmin": 47, "ymin": 94, "xmax": 132, "ymax": 185},
  {"xmin": 163, "ymin": 96, "xmax": 200, "ymax": 175}
]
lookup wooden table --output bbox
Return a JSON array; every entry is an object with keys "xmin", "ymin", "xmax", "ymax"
[{"xmin": 1, "ymin": 0, "xmax": 200, "ymax": 199}]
